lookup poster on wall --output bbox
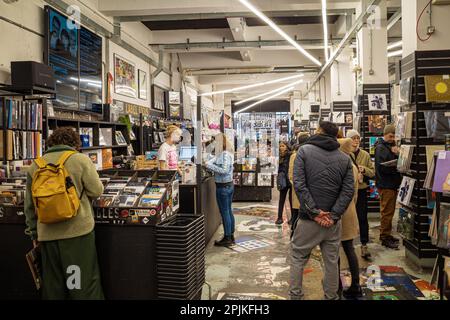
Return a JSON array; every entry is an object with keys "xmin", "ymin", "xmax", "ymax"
[
  {"xmin": 138, "ymin": 69, "xmax": 147, "ymax": 100},
  {"xmin": 114, "ymin": 54, "xmax": 137, "ymax": 98},
  {"xmin": 152, "ymin": 85, "xmax": 166, "ymax": 112},
  {"xmin": 368, "ymin": 94, "xmax": 388, "ymax": 111}
]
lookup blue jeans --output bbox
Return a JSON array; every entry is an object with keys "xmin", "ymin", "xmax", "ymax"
[{"xmin": 215, "ymin": 184, "xmax": 235, "ymax": 237}]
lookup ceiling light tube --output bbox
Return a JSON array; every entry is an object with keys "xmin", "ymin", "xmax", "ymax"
[
  {"xmin": 387, "ymin": 40, "xmax": 402, "ymax": 51},
  {"xmin": 238, "ymin": 0, "xmax": 322, "ymax": 67},
  {"xmin": 236, "ymin": 86, "xmax": 294, "ymax": 114},
  {"xmin": 235, "ymin": 79, "xmax": 304, "ymax": 106},
  {"xmin": 321, "ymin": 0, "xmax": 329, "ymax": 62},
  {"xmin": 200, "ymin": 73, "xmax": 304, "ymax": 96},
  {"xmin": 387, "ymin": 50, "xmax": 403, "ymax": 58}
]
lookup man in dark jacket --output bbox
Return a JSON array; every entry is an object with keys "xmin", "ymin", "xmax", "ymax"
[
  {"xmin": 290, "ymin": 121, "xmax": 354, "ymax": 300},
  {"xmin": 375, "ymin": 124, "xmax": 402, "ymax": 249}
]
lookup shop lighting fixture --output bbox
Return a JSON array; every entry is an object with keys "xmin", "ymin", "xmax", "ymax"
[
  {"xmin": 235, "ymin": 79, "xmax": 304, "ymax": 106},
  {"xmin": 238, "ymin": 0, "xmax": 322, "ymax": 67},
  {"xmin": 199, "ymin": 73, "xmax": 304, "ymax": 96},
  {"xmin": 387, "ymin": 50, "xmax": 403, "ymax": 58},
  {"xmin": 387, "ymin": 40, "xmax": 403, "ymax": 51},
  {"xmin": 322, "ymin": 0, "xmax": 329, "ymax": 62},
  {"xmin": 236, "ymin": 86, "xmax": 294, "ymax": 114}
]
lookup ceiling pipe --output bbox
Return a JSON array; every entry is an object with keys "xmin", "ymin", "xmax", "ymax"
[
  {"xmin": 152, "ymin": 48, "xmax": 164, "ymax": 78},
  {"xmin": 184, "ymin": 67, "xmax": 274, "ymax": 76},
  {"xmin": 304, "ymin": 0, "xmax": 382, "ymax": 98}
]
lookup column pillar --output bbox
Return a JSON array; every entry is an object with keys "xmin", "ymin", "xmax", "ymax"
[
  {"xmin": 402, "ymin": 0, "xmax": 450, "ymax": 57},
  {"xmin": 330, "ymin": 48, "xmax": 353, "ymax": 102},
  {"xmin": 357, "ymin": 0, "xmax": 389, "ymax": 84}
]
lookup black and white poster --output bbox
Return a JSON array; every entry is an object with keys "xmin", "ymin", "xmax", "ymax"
[{"xmin": 368, "ymin": 94, "xmax": 388, "ymax": 111}]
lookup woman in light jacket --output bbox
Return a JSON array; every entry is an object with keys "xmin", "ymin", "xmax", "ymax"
[
  {"xmin": 288, "ymin": 132, "xmax": 310, "ymax": 228},
  {"xmin": 338, "ymin": 138, "xmax": 361, "ymax": 299}
]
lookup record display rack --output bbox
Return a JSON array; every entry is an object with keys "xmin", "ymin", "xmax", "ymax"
[
  {"xmin": 399, "ymin": 50, "xmax": 450, "ymax": 266},
  {"xmin": 331, "ymin": 101, "xmax": 353, "ymax": 132},
  {"xmin": 358, "ymin": 84, "xmax": 391, "ymax": 215},
  {"xmin": 233, "ymin": 160, "xmax": 274, "ymax": 202}
]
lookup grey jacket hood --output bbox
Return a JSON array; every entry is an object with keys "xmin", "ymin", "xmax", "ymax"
[{"xmin": 306, "ymin": 134, "xmax": 340, "ymax": 151}]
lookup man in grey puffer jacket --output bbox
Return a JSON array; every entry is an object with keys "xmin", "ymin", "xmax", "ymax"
[{"xmin": 290, "ymin": 121, "xmax": 354, "ymax": 300}]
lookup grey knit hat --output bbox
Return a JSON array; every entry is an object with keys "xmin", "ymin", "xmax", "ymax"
[{"xmin": 384, "ymin": 123, "xmax": 396, "ymax": 135}]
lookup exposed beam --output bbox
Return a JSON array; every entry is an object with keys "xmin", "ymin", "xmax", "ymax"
[
  {"xmin": 117, "ymin": 9, "xmax": 355, "ymax": 22},
  {"xmin": 304, "ymin": 0, "xmax": 382, "ymax": 98},
  {"xmin": 227, "ymin": 17, "xmax": 252, "ymax": 62}
]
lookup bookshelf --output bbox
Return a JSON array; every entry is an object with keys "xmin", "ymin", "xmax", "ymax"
[
  {"xmin": 358, "ymin": 84, "xmax": 392, "ymax": 216},
  {"xmin": 0, "ymin": 96, "xmax": 45, "ymax": 165},
  {"xmin": 399, "ymin": 50, "xmax": 450, "ymax": 267}
]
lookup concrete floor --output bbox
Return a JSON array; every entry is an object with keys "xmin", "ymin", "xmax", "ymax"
[{"xmin": 202, "ymin": 189, "xmax": 433, "ymax": 300}]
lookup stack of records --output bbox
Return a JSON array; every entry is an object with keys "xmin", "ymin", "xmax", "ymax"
[{"xmin": 156, "ymin": 215, "xmax": 205, "ymax": 300}]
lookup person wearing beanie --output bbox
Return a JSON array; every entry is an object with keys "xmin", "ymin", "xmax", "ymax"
[
  {"xmin": 288, "ymin": 132, "xmax": 310, "ymax": 228},
  {"xmin": 338, "ymin": 138, "xmax": 362, "ymax": 298},
  {"xmin": 346, "ymin": 129, "xmax": 375, "ymax": 261},
  {"xmin": 375, "ymin": 123, "xmax": 401, "ymax": 249}
]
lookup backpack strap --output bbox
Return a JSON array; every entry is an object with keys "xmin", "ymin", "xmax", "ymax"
[
  {"xmin": 56, "ymin": 150, "xmax": 77, "ymax": 167},
  {"xmin": 34, "ymin": 157, "xmax": 47, "ymax": 169}
]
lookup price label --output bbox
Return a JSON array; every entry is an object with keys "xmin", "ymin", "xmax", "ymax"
[{"xmin": 438, "ymin": 151, "xmax": 447, "ymax": 160}]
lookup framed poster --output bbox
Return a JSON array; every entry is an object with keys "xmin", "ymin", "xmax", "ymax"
[
  {"xmin": 114, "ymin": 54, "xmax": 137, "ymax": 98},
  {"xmin": 138, "ymin": 69, "xmax": 148, "ymax": 100},
  {"xmin": 151, "ymin": 85, "xmax": 166, "ymax": 112}
]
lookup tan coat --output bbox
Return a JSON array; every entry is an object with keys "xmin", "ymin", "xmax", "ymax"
[
  {"xmin": 288, "ymin": 151, "xmax": 300, "ymax": 209},
  {"xmin": 341, "ymin": 163, "xmax": 360, "ymax": 241}
]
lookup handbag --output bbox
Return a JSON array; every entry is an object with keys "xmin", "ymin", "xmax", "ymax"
[{"xmin": 277, "ymin": 172, "xmax": 290, "ymax": 191}]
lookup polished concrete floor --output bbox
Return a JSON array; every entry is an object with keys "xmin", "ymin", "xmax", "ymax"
[{"xmin": 202, "ymin": 189, "xmax": 433, "ymax": 300}]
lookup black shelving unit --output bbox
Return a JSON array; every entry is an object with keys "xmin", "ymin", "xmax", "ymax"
[
  {"xmin": 45, "ymin": 116, "xmax": 129, "ymax": 157},
  {"xmin": 399, "ymin": 50, "xmax": 450, "ymax": 267},
  {"xmin": 358, "ymin": 84, "xmax": 392, "ymax": 215},
  {"xmin": 331, "ymin": 101, "xmax": 353, "ymax": 132}
]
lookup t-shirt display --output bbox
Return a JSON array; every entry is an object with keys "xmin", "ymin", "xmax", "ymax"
[{"xmin": 157, "ymin": 142, "xmax": 178, "ymax": 170}]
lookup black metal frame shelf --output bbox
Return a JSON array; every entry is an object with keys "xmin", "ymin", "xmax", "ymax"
[{"xmin": 400, "ymin": 49, "xmax": 450, "ymax": 264}]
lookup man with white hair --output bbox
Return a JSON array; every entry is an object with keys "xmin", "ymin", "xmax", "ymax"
[{"xmin": 346, "ymin": 129, "xmax": 375, "ymax": 260}]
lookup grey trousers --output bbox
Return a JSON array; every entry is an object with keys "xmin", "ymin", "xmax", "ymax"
[{"xmin": 289, "ymin": 218, "xmax": 342, "ymax": 300}]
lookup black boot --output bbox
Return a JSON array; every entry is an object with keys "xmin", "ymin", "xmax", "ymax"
[
  {"xmin": 388, "ymin": 235, "xmax": 400, "ymax": 243},
  {"xmin": 214, "ymin": 236, "xmax": 233, "ymax": 247},
  {"xmin": 343, "ymin": 285, "xmax": 363, "ymax": 299},
  {"xmin": 230, "ymin": 234, "xmax": 235, "ymax": 244},
  {"xmin": 381, "ymin": 238, "xmax": 399, "ymax": 250}
]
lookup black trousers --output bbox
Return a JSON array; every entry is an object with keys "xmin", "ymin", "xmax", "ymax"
[
  {"xmin": 278, "ymin": 187, "xmax": 292, "ymax": 220},
  {"xmin": 339, "ymin": 239, "xmax": 360, "ymax": 289},
  {"xmin": 356, "ymin": 188, "xmax": 369, "ymax": 245}
]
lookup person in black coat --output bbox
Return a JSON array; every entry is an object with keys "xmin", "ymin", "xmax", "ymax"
[
  {"xmin": 276, "ymin": 141, "xmax": 292, "ymax": 225},
  {"xmin": 375, "ymin": 124, "xmax": 402, "ymax": 249}
]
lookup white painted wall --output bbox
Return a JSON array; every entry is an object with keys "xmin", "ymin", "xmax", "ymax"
[
  {"xmin": 0, "ymin": 0, "xmax": 177, "ymax": 109},
  {"xmin": 402, "ymin": 0, "xmax": 450, "ymax": 57},
  {"xmin": 330, "ymin": 49, "xmax": 353, "ymax": 101}
]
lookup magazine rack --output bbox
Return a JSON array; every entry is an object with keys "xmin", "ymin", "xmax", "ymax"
[
  {"xmin": 399, "ymin": 50, "xmax": 450, "ymax": 267},
  {"xmin": 94, "ymin": 169, "xmax": 179, "ymax": 226}
]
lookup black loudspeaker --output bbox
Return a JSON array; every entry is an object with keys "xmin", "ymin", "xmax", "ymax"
[{"xmin": 11, "ymin": 61, "xmax": 55, "ymax": 90}]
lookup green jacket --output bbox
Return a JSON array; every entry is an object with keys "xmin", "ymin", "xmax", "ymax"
[
  {"xmin": 24, "ymin": 145, "xmax": 104, "ymax": 242},
  {"xmin": 351, "ymin": 148, "xmax": 375, "ymax": 189}
]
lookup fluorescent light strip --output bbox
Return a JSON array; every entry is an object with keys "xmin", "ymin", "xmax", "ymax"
[
  {"xmin": 238, "ymin": 0, "xmax": 322, "ymax": 67},
  {"xmin": 236, "ymin": 86, "xmax": 294, "ymax": 114},
  {"xmin": 321, "ymin": 0, "xmax": 329, "ymax": 62},
  {"xmin": 387, "ymin": 50, "xmax": 403, "ymax": 58},
  {"xmin": 200, "ymin": 73, "xmax": 303, "ymax": 96},
  {"xmin": 387, "ymin": 40, "xmax": 402, "ymax": 51},
  {"xmin": 235, "ymin": 79, "xmax": 304, "ymax": 106}
]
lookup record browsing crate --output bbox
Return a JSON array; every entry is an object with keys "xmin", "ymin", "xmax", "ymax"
[{"xmin": 156, "ymin": 214, "xmax": 205, "ymax": 300}]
